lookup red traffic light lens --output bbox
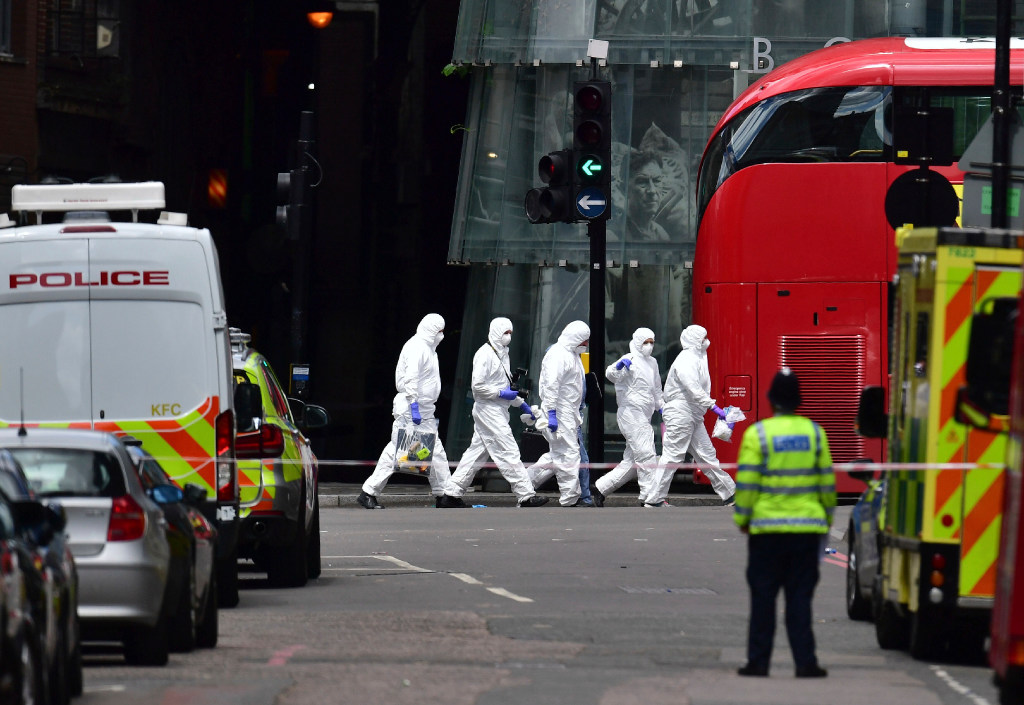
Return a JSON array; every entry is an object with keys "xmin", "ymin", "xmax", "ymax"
[{"xmin": 576, "ymin": 85, "xmax": 603, "ymax": 112}]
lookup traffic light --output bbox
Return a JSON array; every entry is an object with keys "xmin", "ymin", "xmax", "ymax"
[
  {"xmin": 525, "ymin": 149, "xmax": 575, "ymax": 224},
  {"xmin": 276, "ymin": 167, "xmax": 308, "ymax": 241},
  {"xmin": 573, "ymin": 80, "xmax": 612, "ymax": 221}
]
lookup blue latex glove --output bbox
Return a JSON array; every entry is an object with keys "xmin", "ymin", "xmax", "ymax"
[
  {"xmin": 410, "ymin": 401, "xmax": 422, "ymax": 425},
  {"xmin": 711, "ymin": 404, "xmax": 727, "ymax": 420},
  {"xmin": 547, "ymin": 409, "xmax": 559, "ymax": 432},
  {"xmin": 615, "ymin": 357, "xmax": 632, "ymax": 370},
  {"xmin": 727, "ymin": 422, "xmax": 736, "ymax": 430},
  {"xmin": 519, "ymin": 402, "xmax": 535, "ymax": 419},
  {"xmin": 498, "ymin": 387, "xmax": 519, "ymax": 401}
]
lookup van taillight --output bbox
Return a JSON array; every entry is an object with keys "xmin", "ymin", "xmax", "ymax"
[
  {"xmin": 108, "ymin": 495, "xmax": 147, "ymax": 541},
  {"xmin": 216, "ymin": 409, "xmax": 236, "ymax": 502}
]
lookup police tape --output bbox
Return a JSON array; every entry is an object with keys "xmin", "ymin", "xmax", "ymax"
[{"xmin": 154, "ymin": 456, "xmax": 1006, "ymax": 472}]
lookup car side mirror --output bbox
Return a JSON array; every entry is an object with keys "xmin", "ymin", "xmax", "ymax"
[
  {"xmin": 289, "ymin": 399, "xmax": 329, "ymax": 430},
  {"xmin": 182, "ymin": 483, "xmax": 207, "ymax": 507},
  {"xmin": 856, "ymin": 386, "xmax": 887, "ymax": 439},
  {"xmin": 150, "ymin": 483, "xmax": 184, "ymax": 505},
  {"xmin": 12, "ymin": 499, "xmax": 55, "ymax": 546}
]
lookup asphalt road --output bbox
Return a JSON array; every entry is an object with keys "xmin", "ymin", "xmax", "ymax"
[{"xmin": 75, "ymin": 502, "xmax": 1001, "ymax": 705}]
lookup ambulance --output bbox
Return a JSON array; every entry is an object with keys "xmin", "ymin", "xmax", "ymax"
[
  {"xmin": 857, "ymin": 226, "xmax": 1021, "ymax": 661},
  {"xmin": 959, "ymin": 252, "xmax": 1024, "ymax": 705},
  {"xmin": 0, "ymin": 181, "xmax": 241, "ymax": 607}
]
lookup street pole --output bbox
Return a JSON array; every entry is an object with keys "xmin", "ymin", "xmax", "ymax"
[
  {"xmin": 588, "ymin": 219, "xmax": 606, "ymax": 464},
  {"xmin": 992, "ymin": 0, "xmax": 1011, "ymax": 228},
  {"xmin": 290, "ymin": 110, "xmax": 315, "ymax": 382}
]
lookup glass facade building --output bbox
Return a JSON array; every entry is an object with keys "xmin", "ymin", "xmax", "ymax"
[{"xmin": 444, "ymin": 1, "xmax": 1016, "ymax": 456}]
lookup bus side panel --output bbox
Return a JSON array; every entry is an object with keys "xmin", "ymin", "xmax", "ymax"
[
  {"xmin": 696, "ymin": 282, "xmax": 757, "ymax": 474},
  {"xmin": 756, "ymin": 281, "xmax": 885, "ymax": 493}
]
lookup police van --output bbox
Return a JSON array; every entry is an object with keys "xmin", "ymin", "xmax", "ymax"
[{"xmin": 0, "ymin": 181, "xmax": 241, "ymax": 607}]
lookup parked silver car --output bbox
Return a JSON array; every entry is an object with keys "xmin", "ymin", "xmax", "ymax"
[{"xmin": 0, "ymin": 428, "xmax": 175, "ymax": 666}]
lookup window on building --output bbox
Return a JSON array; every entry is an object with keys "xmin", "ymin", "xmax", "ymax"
[
  {"xmin": 0, "ymin": 0, "xmax": 12, "ymax": 56},
  {"xmin": 47, "ymin": 0, "xmax": 119, "ymax": 58}
]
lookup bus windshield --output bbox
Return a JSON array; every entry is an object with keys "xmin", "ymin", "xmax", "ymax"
[{"xmin": 698, "ymin": 86, "xmax": 892, "ymax": 219}]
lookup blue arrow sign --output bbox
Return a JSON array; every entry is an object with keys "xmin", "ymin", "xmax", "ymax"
[{"xmin": 576, "ymin": 187, "xmax": 607, "ymax": 218}]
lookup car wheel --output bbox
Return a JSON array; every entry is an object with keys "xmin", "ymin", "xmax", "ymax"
[
  {"xmin": 124, "ymin": 619, "xmax": 169, "ymax": 667},
  {"xmin": 169, "ymin": 557, "xmax": 197, "ymax": 652},
  {"xmin": 196, "ymin": 571, "xmax": 219, "ymax": 649},
  {"xmin": 217, "ymin": 544, "xmax": 240, "ymax": 609},
  {"xmin": 909, "ymin": 607, "xmax": 943, "ymax": 660},
  {"xmin": 874, "ymin": 592, "xmax": 909, "ymax": 650},
  {"xmin": 14, "ymin": 631, "xmax": 43, "ymax": 705},
  {"xmin": 49, "ymin": 628, "xmax": 69, "ymax": 705},
  {"xmin": 67, "ymin": 614, "xmax": 83, "ymax": 698},
  {"xmin": 306, "ymin": 500, "xmax": 321, "ymax": 579},
  {"xmin": 267, "ymin": 493, "xmax": 308, "ymax": 588},
  {"xmin": 845, "ymin": 522, "xmax": 871, "ymax": 620}
]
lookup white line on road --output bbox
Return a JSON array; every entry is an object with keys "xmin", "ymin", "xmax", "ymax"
[
  {"xmin": 486, "ymin": 587, "xmax": 534, "ymax": 603},
  {"xmin": 326, "ymin": 555, "xmax": 531, "ymax": 603},
  {"xmin": 930, "ymin": 666, "xmax": 993, "ymax": 705}
]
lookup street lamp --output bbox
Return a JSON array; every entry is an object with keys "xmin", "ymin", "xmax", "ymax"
[{"xmin": 306, "ymin": 1, "xmax": 334, "ymax": 29}]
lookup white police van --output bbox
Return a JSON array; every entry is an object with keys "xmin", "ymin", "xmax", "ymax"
[{"xmin": 0, "ymin": 181, "xmax": 241, "ymax": 606}]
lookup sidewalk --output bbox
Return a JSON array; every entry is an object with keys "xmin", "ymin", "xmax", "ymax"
[{"xmin": 317, "ymin": 481, "xmax": 726, "ymax": 509}]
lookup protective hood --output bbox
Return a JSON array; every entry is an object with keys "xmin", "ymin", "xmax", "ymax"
[
  {"xmin": 488, "ymin": 317, "xmax": 513, "ymax": 350},
  {"xmin": 630, "ymin": 327, "xmax": 655, "ymax": 357},
  {"xmin": 557, "ymin": 320, "xmax": 591, "ymax": 351},
  {"xmin": 679, "ymin": 324, "xmax": 707, "ymax": 351},
  {"xmin": 416, "ymin": 313, "xmax": 446, "ymax": 350}
]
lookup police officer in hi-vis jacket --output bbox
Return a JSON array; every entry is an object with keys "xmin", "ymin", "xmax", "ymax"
[{"xmin": 734, "ymin": 367, "xmax": 836, "ymax": 679}]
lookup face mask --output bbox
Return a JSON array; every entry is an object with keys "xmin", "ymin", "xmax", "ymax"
[
  {"xmin": 575, "ymin": 344, "xmax": 588, "ymax": 354},
  {"xmin": 641, "ymin": 343, "xmax": 654, "ymax": 356},
  {"xmin": 500, "ymin": 333, "xmax": 512, "ymax": 346},
  {"xmin": 434, "ymin": 332, "xmax": 445, "ymax": 345},
  {"xmin": 701, "ymin": 339, "xmax": 710, "ymax": 352}
]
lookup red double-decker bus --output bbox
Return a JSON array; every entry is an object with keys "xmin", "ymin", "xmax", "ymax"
[{"xmin": 693, "ymin": 37, "xmax": 1024, "ymax": 492}]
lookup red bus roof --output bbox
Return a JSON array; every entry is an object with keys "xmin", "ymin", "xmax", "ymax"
[{"xmin": 713, "ymin": 37, "xmax": 1024, "ymax": 137}]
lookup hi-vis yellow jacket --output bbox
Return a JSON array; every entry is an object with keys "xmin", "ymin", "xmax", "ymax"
[{"xmin": 734, "ymin": 414, "xmax": 837, "ymax": 534}]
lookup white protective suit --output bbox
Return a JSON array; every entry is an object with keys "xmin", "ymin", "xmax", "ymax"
[
  {"xmin": 596, "ymin": 327, "xmax": 664, "ymax": 502},
  {"xmin": 443, "ymin": 318, "xmax": 537, "ymax": 502},
  {"xmin": 526, "ymin": 320, "xmax": 588, "ymax": 506},
  {"xmin": 647, "ymin": 324, "xmax": 736, "ymax": 503},
  {"xmin": 362, "ymin": 313, "xmax": 453, "ymax": 498}
]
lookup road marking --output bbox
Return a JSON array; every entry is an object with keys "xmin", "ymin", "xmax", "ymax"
[
  {"xmin": 930, "ymin": 665, "xmax": 993, "ymax": 705},
  {"xmin": 327, "ymin": 556, "xmax": 531, "ymax": 602},
  {"xmin": 823, "ymin": 557, "xmax": 848, "ymax": 568},
  {"xmin": 487, "ymin": 587, "xmax": 534, "ymax": 602},
  {"xmin": 268, "ymin": 644, "xmax": 305, "ymax": 666},
  {"xmin": 84, "ymin": 685, "xmax": 126, "ymax": 693},
  {"xmin": 323, "ymin": 555, "xmax": 431, "ymax": 572}
]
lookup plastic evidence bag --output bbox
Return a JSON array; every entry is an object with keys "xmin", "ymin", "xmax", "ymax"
[{"xmin": 394, "ymin": 418, "xmax": 438, "ymax": 476}]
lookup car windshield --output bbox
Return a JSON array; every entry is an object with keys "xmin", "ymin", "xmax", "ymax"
[{"xmin": 8, "ymin": 448, "xmax": 126, "ymax": 498}]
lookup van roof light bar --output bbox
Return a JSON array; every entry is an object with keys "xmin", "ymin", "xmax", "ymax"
[{"xmin": 11, "ymin": 182, "xmax": 166, "ymax": 224}]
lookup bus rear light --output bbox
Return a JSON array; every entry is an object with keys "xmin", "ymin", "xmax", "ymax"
[
  {"xmin": 1010, "ymin": 637, "xmax": 1024, "ymax": 666},
  {"xmin": 108, "ymin": 494, "xmax": 147, "ymax": 541}
]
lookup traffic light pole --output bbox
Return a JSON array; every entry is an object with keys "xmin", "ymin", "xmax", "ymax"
[
  {"xmin": 588, "ymin": 218, "xmax": 605, "ymax": 464},
  {"xmin": 290, "ymin": 111, "xmax": 315, "ymax": 389}
]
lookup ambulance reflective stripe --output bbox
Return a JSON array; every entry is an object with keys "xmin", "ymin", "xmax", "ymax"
[{"xmin": 930, "ymin": 256, "xmax": 1020, "ymax": 597}]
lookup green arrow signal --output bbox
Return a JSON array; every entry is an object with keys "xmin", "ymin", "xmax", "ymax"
[{"xmin": 581, "ymin": 158, "xmax": 602, "ymax": 177}]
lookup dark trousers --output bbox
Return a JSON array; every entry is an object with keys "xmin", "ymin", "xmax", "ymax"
[{"xmin": 745, "ymin": 532, "xmax": 821, "ymax": 669}]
